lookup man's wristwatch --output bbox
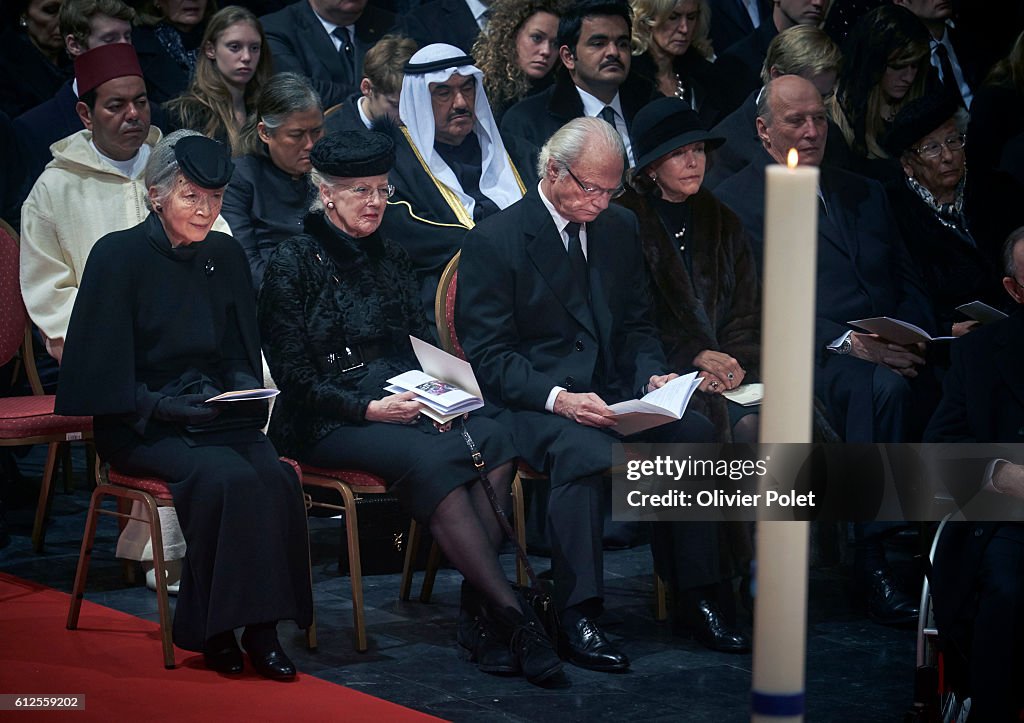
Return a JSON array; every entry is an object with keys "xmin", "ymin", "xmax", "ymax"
[{"xmin": 833, "ymin": 336, "xmax": 853, "ymax": 355}]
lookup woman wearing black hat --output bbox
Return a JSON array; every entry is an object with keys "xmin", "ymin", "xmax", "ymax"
[
  {"xmin": 618, "ymin": 97, "xmax": 760, "ymax": 444},
  {"xmin": 55, "ymin": 129, "xmax": 314, "ymax": 680},
  {"xmin": 883, "ymin": 93, "xmax": 1003, "ymax": 338},
  {"xmin": 258, "ymin": 130, "xmax": 563, "ymax": 686},
  {"xmin": 615, "ymin": 97, "xmax": 757, "ymax": 653}
]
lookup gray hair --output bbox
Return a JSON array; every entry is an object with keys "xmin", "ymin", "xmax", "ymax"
[
  {"xmin": 537, "ymin": 116, "xmax": 625, "ymax": 179},
  {"xmin": 1003, "ymin": 225, "xmax": 1024, "ymax": 277},
  {"xmin": 308, "ymin": 168, "xmax": 346, "ymax": 213},
  {"xmin": 143, "ymin": 129, "xmax": 205, "ymax": 211},
  {"xmin": 755, "ymin": 80, "xmax": 774, "ymax": 125},
  {"xmin": 237, "ymin": 72, "xmax": 322, "ymax": 157}
]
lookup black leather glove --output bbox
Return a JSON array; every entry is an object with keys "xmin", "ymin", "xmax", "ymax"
[{"xmin": 152, "ymin": 393, "xmax": 221, "ymax": 424}]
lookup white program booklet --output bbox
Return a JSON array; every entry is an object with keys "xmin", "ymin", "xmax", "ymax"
[
  {"xmin": 723, "ymin": 383, "xmax": 763, "ymax": 407},
  {"xmin": 205, "ymin": 388, "xmax": 280, "ymax": 403},
  {"xmin": 848, "ymin": 317, "xmax": 955, "ymax": 345},
  {"xmin": 604, "ymin": 371, "xmax": 702, "ymax": 436},
  {"xmin": 384, "ymin": 336, "xmax": 485, "ymax": 423}
]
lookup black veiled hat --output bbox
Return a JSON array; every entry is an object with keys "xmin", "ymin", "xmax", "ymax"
[
  {"xmin": 310, "ymin": 131, "xmax": 395, "ymax": 177},
  {"xmin": 882, "ymin": 90, "xmax": 962, "ymax": 159},
  {"xmin": 631, "ymin": 98, "xmax": 725, "ymax": 172},
  {"xmin": 174, "ymin": 135, "xmax": 233, "ymax": 188}
]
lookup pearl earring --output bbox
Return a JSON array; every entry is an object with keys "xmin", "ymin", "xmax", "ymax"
[
  {"xmin": 326, "ymin": 201, "xmax": 336, "ymax": 210},
  {"xmin": 649, "ymin": 173, "xmax": 657, "ymax": 182}
]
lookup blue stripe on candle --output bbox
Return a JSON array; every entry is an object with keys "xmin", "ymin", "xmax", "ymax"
[{"xmin": 751, "ymin": 690, "xmax": 805, "ymax": 716}]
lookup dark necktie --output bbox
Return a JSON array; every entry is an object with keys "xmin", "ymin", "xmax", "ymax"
[
  {"xmin": 933, "ymin": 43, "xmax": 965, "ymax": 108},
  {"xmin": 598, "ymin": 106, "xmax": 617, "ymax": 128},
  {"xmin": 333, "ymin": 26, "xmax": 355, "ymax": 75},
  {"xmin": 565, "ymin": 222, "xmax": 589, "ymax": 297}
]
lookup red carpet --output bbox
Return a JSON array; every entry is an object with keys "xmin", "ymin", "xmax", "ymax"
[{"xmin": 0, "ymin": 573, "xmax": 443, "ymax": 722}]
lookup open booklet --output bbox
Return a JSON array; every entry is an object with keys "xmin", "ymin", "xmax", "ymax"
[
  {"xmin": 848, "ymin": 317, "xmax": 955, "ymax": 345},
  {"xmin": 956, "ymin": 300, "xmax": 1008, "ymax": 325},
  {"xmin": 722, "ymin": 383, "xmax": 763, "ymax": 407},
  {"xmin": 603, "ymin": 371, "xmax": 702, "ymax": 436},
  {"xmin": 384, "ymin": 336, "xmax": 484, "ymax": 424},
  {"xmin": 205, "ymin": 388, "xmax": 280, "ymax": 403}
]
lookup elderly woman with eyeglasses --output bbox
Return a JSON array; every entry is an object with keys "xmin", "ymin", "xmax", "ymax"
[
  {"xmin": 55, "ymin": 130, "xmax": 313, "ymax": 679},
  {"xmin": 258, "ymin": 131, "xmax": 563, "ymax": 685},
  {"xmin": 883, "ymin": 91, "xmax": 1003, "ymax": 338}
]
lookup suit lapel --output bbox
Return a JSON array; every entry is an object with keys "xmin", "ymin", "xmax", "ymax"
[
  {"xmin": 300, "ymin": 2, "xmax": 346, "ymax": 78},
  {"xmin": 994, "ymin": 312, "xmax": 1024, "ymax": 409},
  {"xmin": 523, "ymin": 193, "xmax": 598, "ymax": 337}
]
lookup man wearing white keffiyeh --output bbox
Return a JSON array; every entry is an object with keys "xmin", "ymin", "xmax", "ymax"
[{"xmin": 377, "ymin": 42, "xmax": 537, "ymax": 326}]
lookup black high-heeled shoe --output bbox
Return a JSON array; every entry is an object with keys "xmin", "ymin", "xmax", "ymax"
[{"xmin": 241, "ymin": 625, "xmax": 297, "ymax": 680}]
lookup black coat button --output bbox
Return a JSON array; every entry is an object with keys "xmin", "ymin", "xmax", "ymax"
[
  {"xmin": 565, "ymin": 376, "xmax": 575, "ymax": 389},
  {"xmin": 575, "ymin": 340, "xmax": 584, "ymax": 351}
]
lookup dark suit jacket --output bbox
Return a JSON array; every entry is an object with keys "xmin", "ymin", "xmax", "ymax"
[
  {"xmin": 262, "ymin": 1, "xmax": 396, "ymax": 108},
  {"xmin": 714, "ymin": 150, "xmax": 935, "ymax": 353},
  {"xmin": 323, "ymin": 92, "xmax": 369, "ymax": 133},
  {"xmin": 708, "ymin": 0, "xmax": 773, "ymax": 57},
  {"xmin": 396, "ymin": 0, "xmax": 480, "ymax": 53},
  {"xmin": 714, "ymin": 19, "xmax": 778, "ymax": 114},
  {"xmin": 500, "ymin": 69, "xmax": 650, "ymax": 155},
  {"xmin": 132, "ymin": 24, "xmax": 195, "ymax": 105},
  {"xmin": 456, "ymin": 187, "xmax": 667, "ymax": 413}
]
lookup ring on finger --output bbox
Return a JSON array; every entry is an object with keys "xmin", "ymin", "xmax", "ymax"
[{"xmin": 727, "ymin": 372, "xmax": 735, "ymax": 380}]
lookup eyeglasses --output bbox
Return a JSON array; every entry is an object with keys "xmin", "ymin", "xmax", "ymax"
[
  {"xmin": 342, "ymin": 184, "xmax": 395, "ymax": 200},
  {"xmin": 912, "ymin": 134, "xmax": 966, "ymax": 160},
  {"xmin": 564, "ymin": 166, "xmax": 625, "ymax": 199}
]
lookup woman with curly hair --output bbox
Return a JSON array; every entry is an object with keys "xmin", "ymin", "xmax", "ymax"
[
  {"xmin": 628, "ymin": 0, "xmax": 725, "ymax": 127},
  {"xmin": 829, "ymin": 4, "xmax": 933, "ymax": 181},
  {"xmin": 164, "ymin": 6, "xmax": 271, "ymax": 154},
  {"xmin": 472, "ymin": 0, "xmax": 566, "ymax": 124}
]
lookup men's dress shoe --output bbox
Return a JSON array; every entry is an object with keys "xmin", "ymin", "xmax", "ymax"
[
  {"xmin": 864, "ymin": 568, "xmax": 919, "ymax": 626},
  {"xmin": 689, "ymin": 600, "xmax": 751, "ymax": 653},
  {"xmin": 241, "ymin": 630, "xmax": 297, "ymax": 680},
  {"xmin": 558, "ymin": 616, "xmax": 630, "ymax": 671},
  {"xmin": 203, "ymin": 633, "xmax": 243, "ymax": 674}
]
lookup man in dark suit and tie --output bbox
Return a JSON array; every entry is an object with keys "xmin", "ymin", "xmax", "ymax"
[
  {"xmin": 708, "ymin": 0, "xmax": 772, "ymax": 55},
  {"xmin": 893, "ymin": 0, "xmax": 976, "ymax": 109},
  {"xmin": 396, "ymin": 0, "xmax": 487, "ymax": 54},
  {"xmin": 924, "ymin": 227, "xmax": 1024, "ymax": 722},
  {"xmin": 458, "ymin": 117, "xmax": 723, "ymax": 671},
  {"xmin": 500, "ymin": 0, "xmax": 649, "ymax": 167},
  {"xmin": 261, "ymin": 0, "xmax": 396, "ymax": 108},
  {"xmin": 716, "ymin": 75, "xmax": 937, "ymax": 623}
]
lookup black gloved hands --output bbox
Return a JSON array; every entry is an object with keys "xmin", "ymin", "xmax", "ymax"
[{"xmin": 152, "ymin": 393, "xmax": 221, "ymax": 424}]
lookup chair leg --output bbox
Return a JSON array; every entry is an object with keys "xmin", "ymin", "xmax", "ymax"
[
  {"xmin": 419, "ymin": 541, "xmax": 443, "ymax": 603},
  {"xmin": 399, "ymin": 518, "xmax": 420, "ymax": 601},
  {"xmin": 31, "ymin": 442, "xmax": 61, "ymax": 552},
  {"xmin": 144, "ymin": 496, "xmax": 175, "ymax": 669},
  {"xmin": 338, "ymin": 483, "xmax": 368, "ymax": 652},
  {"xmin": 655, "ymin": 574, "xmax": 669, "ymax": 622},
  {"xmin": 60, "ymin": 442, "xmax": 74, "ymax": 493},
  {"xmin": 85, "ymin": 443, "xmax": 97, "ymax": 489},
  {"xmin": 67, "ymin": 486, "xmax": 105, "ymax": 630},
  {"xmin": 512, "ymin": 475, "xmax": 528, "ymax": 587},
  {"xmin": 303, "ymin": 509, "xmax": 317, "ymax": 651}
]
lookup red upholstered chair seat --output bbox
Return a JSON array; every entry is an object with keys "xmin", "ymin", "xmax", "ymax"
[
  {"xmin": 299, "ymin": 465, "xmax": 388, "ymax": 493},
  {"xmin": 0, "ymin": 395, "xmax": 93, "ymax": 438},
  {"xmin": 106, "ymin": 469, "xmax": 175, "ymax": 501}
]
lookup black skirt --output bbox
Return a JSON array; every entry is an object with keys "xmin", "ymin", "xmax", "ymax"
[{"xmin": 303, "ymin": 416, "xmax": 517, "ymax": 522}]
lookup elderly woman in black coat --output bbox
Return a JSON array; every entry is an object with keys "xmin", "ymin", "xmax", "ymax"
[
  {"xmin": 614, "ymin": 98, "xmax": 758, "ymax": 653},
  {"xmin": 616, "ymin": 98, "xmax": 760, "ymax": 444},
  {"xmin": 883, "ymin": 91, "xmax": 1003, "ymax": 338},
  {"xmin": 258, "ymin": 131, "xmax": 562, "ymax": 686},
  {"xmin": 55, "ymin": 130, "xmax": 313, "ymax": 680}
]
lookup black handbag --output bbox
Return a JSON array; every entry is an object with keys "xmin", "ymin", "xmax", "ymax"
[
  {"xmin": 461, "ymin": 422, "xmax": 560, "ymax": 641},
  {"xmin": 335, "ymin": 495, "xmax": 433, "ymax": 577}
]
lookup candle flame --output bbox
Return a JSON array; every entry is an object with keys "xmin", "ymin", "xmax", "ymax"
[{"xmin": 787, "ymin": 148, "xmax": 799, "ymax": 169}]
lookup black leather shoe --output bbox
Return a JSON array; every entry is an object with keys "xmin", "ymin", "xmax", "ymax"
[
  {"xmin": 689, "ymin": 600, "xmax": 751, "ymax": 653},
  {"xmin": 241, "ymin": 629, "xmax": 297, "ymax": 680},
  {"xmin": 558, "ymin": 616, "xmax": 630, "ymax": 671},
  {"xmin": 489, "ymin": 605, "xmax": 563, "ymax": 685},
  {"xmin": 864, "ymin": 568, "xmax": 919, "ymax": 626},
  {"xmin": 457, "ymin": 581, "xmax": 517, "ymax": 674},
  {"xmin": 203, "ymin": 632, "xmax": 243, "ymax": 674}
]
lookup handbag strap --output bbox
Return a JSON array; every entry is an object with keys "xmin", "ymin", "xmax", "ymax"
[{"xmin": 460, "ymin": 421, "xmax": 546, "ymax": 594}]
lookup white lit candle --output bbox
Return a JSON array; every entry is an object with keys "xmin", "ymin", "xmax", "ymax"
[{"xmin": 753, "ymin": 149, "xmax": 818, "ymax": 723}]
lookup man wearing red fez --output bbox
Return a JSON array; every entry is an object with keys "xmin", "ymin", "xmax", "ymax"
[{"xmin": 19, "ymin": 42, "xmax": 228, "ymax": 593}]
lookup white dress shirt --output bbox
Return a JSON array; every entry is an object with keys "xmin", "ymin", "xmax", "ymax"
[{"xmin": 575, "ymin": 86, "xmax": 635, "ymax": 167}]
